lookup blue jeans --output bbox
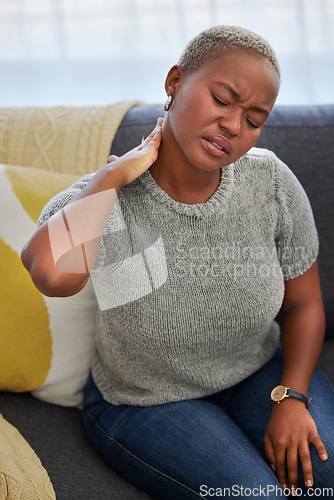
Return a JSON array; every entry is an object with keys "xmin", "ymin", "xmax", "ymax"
[{"xmin": 82, "ymin": 348, "xmax": 334, "ymax": 499}]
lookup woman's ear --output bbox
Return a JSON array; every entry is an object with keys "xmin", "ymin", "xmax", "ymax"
[{"xmin": 164, "ymin": 65, "xmax": 184, "ymax": 96}]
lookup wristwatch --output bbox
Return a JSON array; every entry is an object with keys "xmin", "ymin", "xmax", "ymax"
[{"xmin": 270, "ymin": 385, "xmax": 312, "ymax": 408}]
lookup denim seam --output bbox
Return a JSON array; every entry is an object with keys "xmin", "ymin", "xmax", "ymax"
[{"xmin": 89, "ymin": 414, "xmax": 202, "ymax": 499}]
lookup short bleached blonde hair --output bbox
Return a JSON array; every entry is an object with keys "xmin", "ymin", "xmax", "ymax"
[{"xmin": 178, "ymin": 25, "xmax": 281, "ymax": 81}]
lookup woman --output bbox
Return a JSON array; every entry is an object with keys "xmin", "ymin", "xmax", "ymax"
[{"xmin": 22, "ymin": 26, "xmax": 334, "ymax": 498}]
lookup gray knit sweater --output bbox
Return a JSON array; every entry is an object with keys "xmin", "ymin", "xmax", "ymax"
[{"xmin": 38, "ymin": 148, "xmax": 319, "ymax": 406}]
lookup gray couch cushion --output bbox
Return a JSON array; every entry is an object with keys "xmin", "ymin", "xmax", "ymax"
[{"xmin": 0, "ymin": 391, "xmax": 153, "ymax": 500}]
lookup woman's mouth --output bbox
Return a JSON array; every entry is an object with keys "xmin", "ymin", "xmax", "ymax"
[{"xmin": 201, "ymin": 135, "xmax": 232, "ymax": 158}]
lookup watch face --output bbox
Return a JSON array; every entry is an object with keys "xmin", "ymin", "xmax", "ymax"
[{"xmin": 271, "ymin": 385, "xmax": 287, "ymax": 402}]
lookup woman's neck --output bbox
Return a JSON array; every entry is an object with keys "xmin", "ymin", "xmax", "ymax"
[{"xmin": 149, "ymin": 128, "xmax": 221, "ymax": 205}]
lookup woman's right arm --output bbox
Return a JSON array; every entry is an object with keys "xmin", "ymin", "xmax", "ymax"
[{"xmin": 21, "ymin": 118, "xmax": 163, "ymax": 298}]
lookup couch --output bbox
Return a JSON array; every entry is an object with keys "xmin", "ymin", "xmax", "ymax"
[{"xmin": 0, "ymin": 102, "xmax": 333, "ymax": 499}]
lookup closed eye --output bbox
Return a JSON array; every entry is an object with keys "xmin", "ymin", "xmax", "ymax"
[
  {"xmin": 211, "ymin": 93, "xmax": 228, "ymax": 106},
  {"xmin": 246, "ymin": 117, "xmax": 260, "ymax": 129}
]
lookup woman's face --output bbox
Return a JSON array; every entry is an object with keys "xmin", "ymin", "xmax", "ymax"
[{"xmin": 164, "ymin": 49, "xmax": 280, "ymax": 171}]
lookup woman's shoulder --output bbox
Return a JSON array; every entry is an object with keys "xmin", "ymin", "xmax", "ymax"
[
  {"xmin": 232, "ymin": 147, "xmax": 309, "ymax": 211},
  {"xmin": 233, "ymin": 147, "xmax": 279, "ymax": 184},
  {"xmin": 242, "ymin": 146, "xmax": 281, "ymax": 166},
  {"xmin": 237, "ymin": 147, "xmax": 298, "ymax": 184}
]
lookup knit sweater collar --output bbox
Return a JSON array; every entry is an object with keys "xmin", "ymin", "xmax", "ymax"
[{"xmin": 138, "ymin": 164, "xmax": 235, "ymax": 217}]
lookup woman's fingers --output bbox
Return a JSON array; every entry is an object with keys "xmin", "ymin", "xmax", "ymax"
[
  {"xmin": 311, "ymin": 433, "xmax": 328, "ymax": 462},
  {"xmin": 274, "ymin": 444, "xmax": 289, "ymax": 489},
  {"xmin": 287, "ymin": 433, "xmax": 326, "ymax": 490},
  {"xmin": 299, "ymin": 441, "xmax": 314, "ymax": 487},
  {"xmin": 299, "ymin": 429, "xmax": 327, "ymax": 488},
  {"xmin": 103, "ymin": 117, "xmax": 164, "ymax": 188},
  {"xmin": 263, "ymin": 433, "xmax": 276, "ymax": 473},
  {"xmin": 108, "ymin": 117, "xmax": 163, "ymax": 165},
  {"xmin": 286, "ymin": 444, "xmax": 299, "ymax": 491},
  {"xmin": 138, "ymin": 117, "xmax": 163, "ymax": 150},
  {"xmin": 265, "ymin": 404, "xmax": 328, "ymax": 492},
  {"xmin": 269, "ymin": 430, "xmax": 327, "ymax": 491}
]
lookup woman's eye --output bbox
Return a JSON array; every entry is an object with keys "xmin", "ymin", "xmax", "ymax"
[
  {"xmin": 211, "ymin": 93, "xmax": 228, "ymax": 106},
  {"xmin": 246, "ymin": 117, "xmax": 260, "ymax": 129}
]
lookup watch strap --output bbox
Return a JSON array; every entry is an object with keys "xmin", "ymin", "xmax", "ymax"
[{"xmin": 287, "ymin": 389, "xmax": 312, "ymax": 408}]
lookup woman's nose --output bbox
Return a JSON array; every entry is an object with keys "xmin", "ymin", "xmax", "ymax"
[{"xmin": 218, "ymin": 110, "xmax": 242, "ymax": 138}]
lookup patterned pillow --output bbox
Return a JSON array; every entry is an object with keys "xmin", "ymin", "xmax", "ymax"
[
  {"xmin": 0, "ymin": 413, "xmax": 56, "ymax": 499},
  {"xmin": 0, "ymin": 164, "xmax": 97, "ymax": 407}
]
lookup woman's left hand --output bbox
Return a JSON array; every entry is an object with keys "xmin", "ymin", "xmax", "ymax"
[{"xmin": 263, "ymin": 399, "xmax": 328, "ymax": 492}]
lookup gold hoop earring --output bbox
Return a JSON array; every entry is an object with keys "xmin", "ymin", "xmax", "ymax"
[{"xmin": 163, "ymin": 95, "xmax": 173, "ymax": 111}]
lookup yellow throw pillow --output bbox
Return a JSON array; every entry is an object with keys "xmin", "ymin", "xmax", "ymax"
[
  {"xmin": 0, "ymin": 164, "xmax": 97, "ymax": 407},
  {"xmin": 0, "ymin": 414, "xmax": 56, "ymax": 499}
]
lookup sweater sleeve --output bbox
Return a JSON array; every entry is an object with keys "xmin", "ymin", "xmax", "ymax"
[
  {"xmin": 274, "ymin": 156, "xmax": 319, "ymax": 280},
  {"xmin": 36, "ymin": 172, "xmax": 127, "ymax": 271},
  {"xmin": 37, "ymin": 174, "xmax": 94, "ymax": 227}
]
